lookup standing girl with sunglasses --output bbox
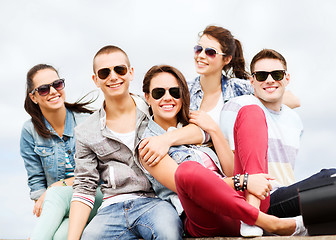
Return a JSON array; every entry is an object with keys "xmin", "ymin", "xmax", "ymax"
[
  {"xmin": 139, "ymin": 64, "xmax": 299, "ymax": 237},
  {"xmin": 20, "ymin": 64, "xmax": 102, "ymax": 240}
]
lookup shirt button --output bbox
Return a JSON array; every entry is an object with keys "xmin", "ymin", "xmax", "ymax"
[
  {"xmin": 67, "ymin": 150, "xmax": 72, "ymax": 154},
  {"xmin": 63, "ymin": 136, "xmax": 68, "ymax": 141}
]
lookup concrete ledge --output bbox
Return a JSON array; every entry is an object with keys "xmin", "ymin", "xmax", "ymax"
[
  {"xmin": 184, "ymin": 236, "xmax": 336, "ymax": 240},
  {"xmin": 2, "ymin": 237, "xmax": 336, "ymax": 240}
]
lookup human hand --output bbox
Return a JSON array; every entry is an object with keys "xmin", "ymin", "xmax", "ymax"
[
  {"xmin": 189, "ymin": 110, "xmax": 218, "ymax": 133},
  {"xmin": 138, "ymin": 135, "xmax": 170, "ymax": 167},
  {"xmin": 33, "ymin": 190, "xmax": 46, "ymax": 217},
  {"xmin": 247, "ymin": 173, "xmax": 274, "ymax": 200}
]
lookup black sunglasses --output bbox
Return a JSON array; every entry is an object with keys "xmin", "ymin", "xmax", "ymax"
[
  {"xmin": 252, "ymin": 70, "xmax": 286, "ymax": 82},
  {"xmin": 151, "ymin": 87, "xmax": 181, "ymax": 100},
  {"xmin": 31, "ymin": 79, "xmax": 65, "ymax": 96},
  {"xmin": 194, "ymin": 45, "xmax": 226, "ymax": 58},
  {"xmin": 97, "ymin": 65, "xmax": 128, "ymax": 79}
]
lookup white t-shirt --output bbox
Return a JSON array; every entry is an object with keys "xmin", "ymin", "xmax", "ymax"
[
  {"xmin": 206, "ymin": 93, "xmax": 224, "ymax": 126},
  {"xmin": 220, "ymin": 95, "xmax": 303, "ymax": 189}
]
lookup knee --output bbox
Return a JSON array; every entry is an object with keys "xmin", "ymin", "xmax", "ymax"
[
  {"xmin": 319, "ymin": 168, "xmax": 336, "ymax": 177},
  {"xmin": 151, "ymin": 202, "xmax": 183, "ymax": 239},
  {"xmin": 236, "ymin": 105, "xmax": 266, "ymax": 125},
  {"xmin": 175, "ymin": 161, "xmax": 200, "ymax": 185}
]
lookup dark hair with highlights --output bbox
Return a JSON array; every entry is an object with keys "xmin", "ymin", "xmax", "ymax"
[
  {"xmin": 200, "ymin": 25, "xmax": 249, "ymax": 79},
  {"xmin": 25, "ymin": 64, "xmax": 96, "ymax": 138},
  {"xmin": 142, "ymin": 65, "xmax": 190, "ymax": 126}
]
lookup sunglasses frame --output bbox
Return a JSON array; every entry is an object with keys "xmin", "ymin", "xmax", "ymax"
[
  {"xmin": 194, "ymin": 45, "xmax": 226, "ymax": 58},
  {"xmin": 151, "ymin": 87, "xmax": 181, "ymax": 100},
  {"xmin": 30, "ymin": 79, "xmax": 65, "ymax": 96},
  {"xmin": 97, "ymin": 65, "xmax": 128, "ymax": 80},
  {"xmin": 252, "ymin": 70, "xmax": 286, "ymax": 82}
]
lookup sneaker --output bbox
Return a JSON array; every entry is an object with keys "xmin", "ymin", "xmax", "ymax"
[
  {"xmin": 290, "ymin": 215, "xmax": 308, "ymax": 236},
  {"xmin": 240, "ymin": 221, "xmax": 263, "ymax": 237}
]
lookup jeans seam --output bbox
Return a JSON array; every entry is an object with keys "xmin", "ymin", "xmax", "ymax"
[{"xmin": 270, "ymin": 195, "xmax": 298, "ymax": 208}]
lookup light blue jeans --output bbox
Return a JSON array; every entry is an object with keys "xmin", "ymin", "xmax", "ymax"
[
  {"xmin": 31, "ymin": 186, "xmax": 103, "ymax": 240},
  {"xmin": 81, "ymin": 197, "xmax": 183, "ymax": 240}
]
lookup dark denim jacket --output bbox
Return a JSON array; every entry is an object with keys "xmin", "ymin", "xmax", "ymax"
[
  {"xmin": 20, "ymin": 108, "xmax": 88, "ymax": 200},
  {"xmin": 140, "ymin": 118, "xmax": 224, "ymax": 215}
]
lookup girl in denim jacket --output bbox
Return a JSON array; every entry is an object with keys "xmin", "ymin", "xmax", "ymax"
[
  {"xmin": 138, "ymin": 65, "xmax": 300, "ymax": 237},
  {"xmin": 20, "ymin": 64, "xmax": 102, "ymax": 240}
]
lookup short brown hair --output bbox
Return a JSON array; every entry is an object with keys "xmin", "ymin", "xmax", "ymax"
[
  {"xmin": 93, "ymin": 45, "xmax": 130, "ymax": 72},
  {"xmin": 250, "ymin": 49, "xmax": 287, "ymax": 73}
]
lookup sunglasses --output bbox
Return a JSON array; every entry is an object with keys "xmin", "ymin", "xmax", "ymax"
[
  {"xmin": 151, "ymin": 87, "xmax": 181, "ymax": 100},
  {"xmin": 194, "ymin": 45, "xmax": 226, "ymax": 58},
  {"xmin": 97, "ymin": 65, "xmax": 128, "ymax": 79},
  {"xmin": 31, "ymin": 79, "xmax": 65, "ymax": 96},
  {"xmin": 252, "ymin": 70, "xmax": 286, "ymax": 82}
]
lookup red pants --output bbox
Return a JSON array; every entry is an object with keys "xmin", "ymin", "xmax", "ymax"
[{"xmin": 174, "ymin": 105, "xmax": 269, "ymax": 237}]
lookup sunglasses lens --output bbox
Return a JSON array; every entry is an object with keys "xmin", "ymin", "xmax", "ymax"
[
  {"xmin": 254, "ymin": 72, "xmax": 268, "ymax": 82},
  {"xmin": 271, "ymin": 70, "xmax": 285, "ymax": 81},
  {"xmin": 194, "ymin": 45, "xmax": 203, "ymax": 55},
  {"xmin": 97, "ymin": 68, "xmax": 111, "ymax": 79},
  {"xmin": 151, "ymin": 88, "xmax": 166, "ymax": 100},
  {"xmin": 169, "ymin": 87, "xmax": 181, "ymax": 99},
  {"xmin": 114, "ymin": 65, "xmax": 128, "ymax": 76},
  {"xmin": 37, "ymin": 85, "xmax": 51, "ymax": 96},
  {"xmin": 53, "ymin": 79, "xmax": 65, "ymax": 90},
  {"xmin": 204, "ymin": 48, "xmax": 217, "ymax": 58}
]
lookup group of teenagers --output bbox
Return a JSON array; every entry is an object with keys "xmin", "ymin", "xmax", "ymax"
[{"xmin": 20, "ymin": 25, "xmax": 336, "ymax": 240}]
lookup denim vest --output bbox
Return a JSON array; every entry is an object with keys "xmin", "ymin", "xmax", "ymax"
[
  {"xmin": 141, "ymin": 118, "xmax": 224, "ymax": 215},
  {"xmin": 189, "ymin": 74, "xmax": 254, "ymax": 111},
  {"xmin": 20, "ymin": 108, "xmax": 88, "ymax": 200}
]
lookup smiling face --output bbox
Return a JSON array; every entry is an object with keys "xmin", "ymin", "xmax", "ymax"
[
  {"xmin": 29, "ymin": 68, "xmax": 66, "ymax": 112},
  {"xmin": 194, "ymin": 34, "xmax": 231, "ymax": 77},
  {"xmin": 250, "ymin": 58, "xmax": 290, "ymax": 111},
  {"xmin": 93, "ymin": 51, "xmax": 134, "ymax": 100},
  {"xmin": 145, "ymin": 72, "xmax": 182, "ymax": 130}
]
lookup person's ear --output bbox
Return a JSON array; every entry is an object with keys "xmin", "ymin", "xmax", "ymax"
[
  {"xmin": 284, "ymin": 72, "xmax": 290, "ymax": 87},
  {"xmin": 128, "ymin": 67, "xmax": 134, "ymax": 82},
  {"xmin": 92, "ymin": 74, "xmax": 100, "ymax": 88},
  {"xmin": 145, "ymin": 92, "xmax": 150, "ymax": 104},
  {"xmin": 223, "ymin": 55, "xmax": 233, "ymax": 65},
  {"xmin": 29, "ymin": 93, "xmax": 38, "ymax": 104}
]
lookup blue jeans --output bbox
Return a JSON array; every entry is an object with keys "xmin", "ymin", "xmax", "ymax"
[
  {"xmin": 268, "ymin": 168, "xmax": 336, "ymax": 217},
  {"xmin": 81, "ymin": 197, "xmax": 183, "ymax": 240},
  {"xmin": 31, "ymin": 186, "xmax": 103, "ymax": 240}
]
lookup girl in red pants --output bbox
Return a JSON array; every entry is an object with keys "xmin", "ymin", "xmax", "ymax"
[{"xmin": 139, "ymin": 65, "xmax": 298, "ymax": 237}]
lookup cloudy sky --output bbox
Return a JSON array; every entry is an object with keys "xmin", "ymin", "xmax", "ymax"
[{"xmin": 1, "ymin": 0, "xmax": 336, "ymax": 238}]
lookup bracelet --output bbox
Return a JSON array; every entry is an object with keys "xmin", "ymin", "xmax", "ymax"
[
  {"xmin": 232, "ymin": 174, "xmax": 241, "ymax": 191},
  {"xmin": 61, "ymin": 179, "xmax": 67, "ymax": 186},
  {"xmin": 242, "ymin": 173, "xmax": 248, "ymax": 191}
]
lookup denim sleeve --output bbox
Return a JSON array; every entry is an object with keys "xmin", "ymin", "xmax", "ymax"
[
  {"xmin": 20, "ymin": 125, "xmax": 47, "ymax": 200},
  {"xmin": 72, "ymin": 136, "xmax": 100, "ymax": 209}
]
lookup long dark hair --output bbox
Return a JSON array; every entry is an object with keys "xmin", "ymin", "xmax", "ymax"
[
  {"xmin": 142, "ymin": 65, "xmax": 190, "ymax": 126},
  {"xmin": 25, "ymin": 64, "xmax": 96, "ymax": 138},
  {"xmin": 200, "ymin": 25, "xmax": 249, "ymax": 80}
]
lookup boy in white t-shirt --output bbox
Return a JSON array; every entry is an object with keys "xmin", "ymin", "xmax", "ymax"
[{"xmin": 220, "ymin": 49, "xmax": 336, "ymax": 235}]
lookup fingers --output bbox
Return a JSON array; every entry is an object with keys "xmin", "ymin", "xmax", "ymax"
[{"xmin": 33, "ymin": 202, "xmax": 42, "ymax": 217}]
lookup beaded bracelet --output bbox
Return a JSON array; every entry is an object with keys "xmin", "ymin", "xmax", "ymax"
[
  {"xmin": 242, "ymin": 173, "xmax": 248, "ymax": 191},
  {"xmin": 232, "ymin": 174, "xmax": 241, "ymax": 191}
]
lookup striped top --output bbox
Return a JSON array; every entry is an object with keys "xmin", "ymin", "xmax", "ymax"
[{"xmin": 220, "ymin": 95, "xmax": 303, "ymax": 189}]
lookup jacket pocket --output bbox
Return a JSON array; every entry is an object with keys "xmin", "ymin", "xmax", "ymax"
[
  {"xmin": 34, "ymin": 146, "xmax": 54, "ymax": 169},
  {"xmin": 91, "ymin": 140, "xmax": 121, "ymax": 159}
]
